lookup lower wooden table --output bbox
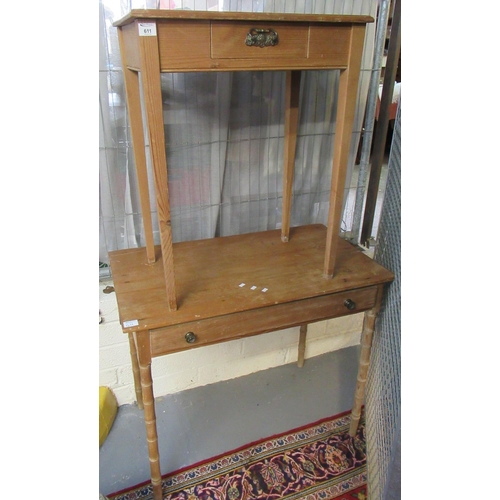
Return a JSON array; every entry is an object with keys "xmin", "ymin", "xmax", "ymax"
[{"xmin": 109, "ymin": 224, "xmax": 394, "ymax": 500}]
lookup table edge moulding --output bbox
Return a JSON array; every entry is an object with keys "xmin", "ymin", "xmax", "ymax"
[{"xmin": 110, "ymin": 11, "xmax": 393, "ymax": 500}]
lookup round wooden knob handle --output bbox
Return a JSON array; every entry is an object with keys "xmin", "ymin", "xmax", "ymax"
[
  {"xmin": 344, "ymin": 299, "xmax": 356, "ymax": 310},
  {"xmin": 185, "ymin": 332, "xmax": 197, "ymax": 344}
]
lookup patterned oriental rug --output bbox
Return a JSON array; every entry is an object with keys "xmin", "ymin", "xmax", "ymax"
[{"xmin": 107, "ymin": 410, "xmax": 367, "ymax": 500}]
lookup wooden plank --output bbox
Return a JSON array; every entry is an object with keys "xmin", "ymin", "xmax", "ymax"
[
  {"xmin": 150, "ymin": 285, "xmax": 378, "ymax": 357},
  {"xmin": 324, "ymin": 24, "xmax": 366, "ymax": 278},
  {"xmin": 281, "ymin": 70, "xmax": 301, "ymax": 242},
  {"xmin": 156, "ymin": 57, "xmax": 350, "ymax": 73},
  {"xmin": 139, "ymin": 33, "xmax": 178, "ymax": 311},
  {"xmin": 109, "ymin": 225, "xmax": 394, "ymax": 333},
  {"xmin": 114, "ymin": 10, "xmax": 374, "ymax": 27}
]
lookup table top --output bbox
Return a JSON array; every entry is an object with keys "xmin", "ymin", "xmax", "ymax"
[
  {"xmin": 113, "ymin": 9, "xmax": 374, "ymax": 27},
  {"xmin": 109, "ymin": 224, "xmax": 394, "ymax": 333}
]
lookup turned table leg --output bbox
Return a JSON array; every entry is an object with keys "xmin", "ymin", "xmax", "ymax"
[
  {"xmin": 349, "ymin": 285, "xmax": 383, "ymax": 436},
  {"xmin": 128, "ymin": 332, "xmax": 143, "ymax": 409},
  {"xmin": 136, "ymin": 333, "xmax": 163, "ymax": 500},
  {"xmin": 297, "ymin": 324, "xmax": 307, "ymax": 367}
]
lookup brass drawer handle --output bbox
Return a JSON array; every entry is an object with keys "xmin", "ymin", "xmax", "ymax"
[
  {"xmin": 245, "ymin": 28, "xmax": 279, "ymax": 48},
  {"xmin": 344, "ymin": 299, "xmax": 356, "ymax": 310},
  {"xmin": 185, "ymin": 332, "xmax": 197, "ymax": 344}
]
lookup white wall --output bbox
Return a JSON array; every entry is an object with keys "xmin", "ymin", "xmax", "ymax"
[{"xmin": 99, "ymin": 278, "xmax": 363, "ymax": 406}]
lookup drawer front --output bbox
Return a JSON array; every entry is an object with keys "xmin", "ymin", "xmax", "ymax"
[
  {"xmin": 152, "ymin": 20, "xmax": 357, "ymax": 70},
  {"xmin": 211, "ymin": 21, "xmax": 309, "ymax": 60},
  {"xmin": 150, "ymin": 286, "xmax": 378, "ymax": 357}
]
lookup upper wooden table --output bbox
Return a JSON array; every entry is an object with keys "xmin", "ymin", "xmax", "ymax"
[{"xmin": 110, "ymin": 10, "xmax": 392, "ymax": 500}]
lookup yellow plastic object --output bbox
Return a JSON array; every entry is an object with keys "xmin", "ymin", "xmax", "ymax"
[{"xmin": 99, "ymin": 386, "xmax": 118, "ymax": 447}]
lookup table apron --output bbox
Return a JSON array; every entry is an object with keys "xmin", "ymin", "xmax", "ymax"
[{"xmin": 150, "ymin": 285, "xmax": 378, "ymax": 357}]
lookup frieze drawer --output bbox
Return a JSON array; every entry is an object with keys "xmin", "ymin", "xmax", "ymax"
[
  {"xmin": 211, "ymin": 21, "xmax": 309, "ymax": 60},
  {"xmin": 150, "ymin": 286, "xmax": 378, "ymax": 357}
]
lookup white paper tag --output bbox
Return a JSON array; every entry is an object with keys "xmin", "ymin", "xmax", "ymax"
[
  {"xmin": 138, "ymin": 22, "xmax": 157, "ymax": 36},
  {"xmin": 123, "ymin": 319, "xmax": 139, "ymax": 328}
]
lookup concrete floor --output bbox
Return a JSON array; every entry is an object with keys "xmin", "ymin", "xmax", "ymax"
[{"xmin": 99, "ymin": 345, "xmax": 361, "ymax": 497}]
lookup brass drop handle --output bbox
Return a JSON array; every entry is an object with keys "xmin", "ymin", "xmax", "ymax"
[
  {"xmin": 185, "ymin": 332, "xmax": 197, "ymax": 344},
  {"xmin": 245, "ymin": 28, "xmax": 279, "ymax": 48},
  {"xmin": 344, "ymin": 299, "xmax": 356, "ymax": 310}
]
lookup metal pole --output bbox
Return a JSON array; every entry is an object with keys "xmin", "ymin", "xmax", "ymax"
[
  {"xmin": 360, "ymin": 0, "xmax": 400, "ymax": 247},
  {"xmin": 350, "ymin": 0, "xmax": 391, "ymax": 245}
]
